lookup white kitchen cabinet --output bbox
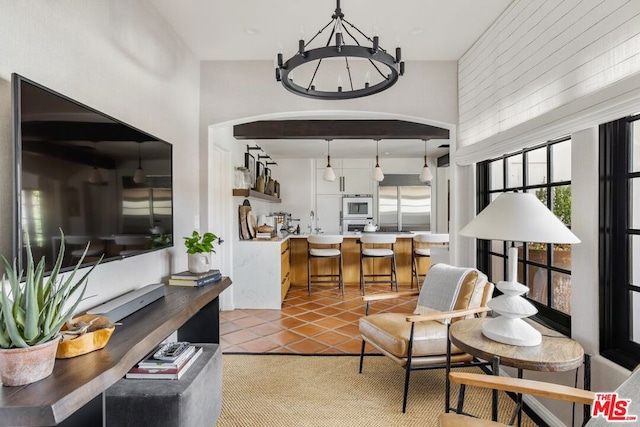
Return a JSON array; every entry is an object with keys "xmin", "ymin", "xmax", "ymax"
[
  {"xmin": 342, "ymin": 168, "xmax": 372, "ymax": 195},
  {"xmin": 316, "ymin": 168, "xmax": 341, "ymax": 195},
  {"xmin": 316, "ymin": 159, "xmax": 373, "ymax": 195},
  {"xmin": 316, "ymin": 194, "xmax": 342, "ymax": 234}
]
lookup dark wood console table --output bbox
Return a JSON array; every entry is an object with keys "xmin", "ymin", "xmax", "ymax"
[{"xmin": 0, "ymin": 277, "xmax": 231, "ymax": 427}]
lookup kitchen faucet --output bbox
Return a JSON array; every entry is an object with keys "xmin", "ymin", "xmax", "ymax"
[{"xmin": 309, "ymin": 210, "xmax": 315, "ymax": 234}]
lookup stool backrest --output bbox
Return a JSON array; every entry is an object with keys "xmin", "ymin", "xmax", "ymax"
[
  {"xmin": 307, "ymin": 235, "xmax": 343, "ymax": 245},
  {"xmin": 414, "ymin": 233, "xmax": 449, "ymax": 244},
  {"xmin": 360, "ymin": 234, "xmax": 396, "ymax": 245}
]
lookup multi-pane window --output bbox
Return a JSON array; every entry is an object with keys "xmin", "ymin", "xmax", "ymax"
[
  {"xmin": 600, "ymin": 114, "xmax": 640, "ymax": 370},
  {"xmin": 477, "ymin": 138, "xmax": 573, "ymax": 335}
]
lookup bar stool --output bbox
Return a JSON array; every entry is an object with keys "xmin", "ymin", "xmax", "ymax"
[
  {"xmin": 412, "ymin": 233, "xmax": 449, "ymax": 289},
  {"xmin": 359, "ymin": 234, "xmax": 398, "ymax": 295},
  {"xmin": 307, "ymin": 235, "xmax": 344, "ymax": 296}
]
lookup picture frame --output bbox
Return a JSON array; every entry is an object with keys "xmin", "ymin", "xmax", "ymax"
[
  {"xmin": 256, "ymin": 161, "xmax": 265, "ymax": 182},
  {"xmin": 244, "ymin": 153, "xmax": 256, "ymax": 188}
]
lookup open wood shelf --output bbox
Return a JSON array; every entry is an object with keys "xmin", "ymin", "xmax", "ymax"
[{"xmin": 232, "ymin": 189, "xmax": 281, "ymax": 203}]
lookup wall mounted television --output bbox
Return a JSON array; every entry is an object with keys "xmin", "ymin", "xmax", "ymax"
[{"xmin": 12, "ymin": 74, "xmax": 173, "ymax": 274}]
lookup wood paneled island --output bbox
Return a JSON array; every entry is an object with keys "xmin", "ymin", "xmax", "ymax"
[
  {"xmin": 232, "ymin": 233, "xmax": 447, "ymax": 309},
  {"xmin": 290, "ymin": 235, "xmax": 431, "ymax": 287}
]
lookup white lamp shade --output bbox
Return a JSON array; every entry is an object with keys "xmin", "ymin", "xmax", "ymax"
[
  {"xmin": 419, "ymin": 165, "xmax": 432, "ymax": 182},
  {"xmin": 460, "ymin": 192, "xmax": 580, "ymax": 244},
  {"xmin": 323, "ymin": 166, "xmax": 336, "ymax": 182},
  {"xmin": 133, "ymin": 167, "xmax": 147, "ymax": 184},
  {"xmin": 373, "ymin": 166, "xmax": 384, "ymax": 181},
  {"xmin": 88, "ymin": 167, "xmax": 103, "ymax": 185}
]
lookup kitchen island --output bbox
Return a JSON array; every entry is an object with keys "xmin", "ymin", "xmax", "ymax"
[{"xmin": 233, "ymin": 232, "xmax": 447, "ymax": 309}]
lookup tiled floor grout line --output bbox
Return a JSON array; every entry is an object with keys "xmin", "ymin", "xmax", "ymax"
[{"xmin": 220, "ymin": 284, "xmax": 418, "ymax": 355}]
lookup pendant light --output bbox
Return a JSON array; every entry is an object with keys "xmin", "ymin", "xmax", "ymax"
[
  {"xmin": 322, "ymin": 139, "xmax": 336, "ymax": 182},
  {"xmin": 419, "ymin": 139, "xmax": 432, "ymax": 182},
  {"xmin": 133, "ymin": 142, "xmax": 147, "ymax": 184},
  {"xmin": 88, "ymin": 166, "xmax": 103, "ymax": 185},
  {"xmin": 373, "ymin": 139, "xmax": 384, "ymax": 182}
]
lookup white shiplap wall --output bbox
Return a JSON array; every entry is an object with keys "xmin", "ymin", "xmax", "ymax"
[{"xmin": 458, "ymin": 0, "xmax": 640, "ymax": 149}]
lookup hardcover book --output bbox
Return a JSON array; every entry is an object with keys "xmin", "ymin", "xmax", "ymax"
[
  {"xmin": 137, "ymin": 345, "xmax": 196, "ymax": 369},
  {"xmin": 170, "ymin": 269, "xmax": 220, "ymax": 280},
  {"xmin": 126, "ymin": 346, "xmax": 203, "ymax": 379},
  {"xmin": 168, "ymin": 273, "xmax": 222, "ymax": 287}
]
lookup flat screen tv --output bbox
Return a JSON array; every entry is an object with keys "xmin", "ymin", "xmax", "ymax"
[{"xmin": 12, "ymin": 74, "xmax": 173, "ymax": 274}]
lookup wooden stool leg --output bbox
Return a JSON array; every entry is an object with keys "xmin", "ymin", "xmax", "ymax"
[
  {"xmin": 307, "ymin": 254, "xmax": 312, "ymax": 296},
  {"xmin": 392, "ymin": 254, "xmax": 398, "ymax": 292},
  {"xmin": 339, "ymin": 253, "xmax": 344, "ymax": 296},
  {"xmin": 360, "ymin": 251, "xmax": 366, "ymax": 295}
]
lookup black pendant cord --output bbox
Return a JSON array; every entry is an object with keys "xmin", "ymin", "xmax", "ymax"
[
  {"xmin": 340, "ymin": 21, "xmax": 388, "ymax": 81},
  {"xmin": 306, "ymin": 23, "xmax": 338, "ymax": 91},
  {"xmin": 344, "ymin": 56, "xmax": 354, "ymax": 91},
  {"xmin": 305, "ymin": 19, "xmax": 334, "ymax": 48},
  {"xmin": 342, "ymin": 18, "xmax": 388, "ymax": 54}
]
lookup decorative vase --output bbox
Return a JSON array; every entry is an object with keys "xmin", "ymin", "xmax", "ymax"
[
  {"xmin": 188, "ymin": 252, "xmax": 211, "ymax": 273},
  {"xmin": 0, "ymin": 338, "xmax": 60, "ymax": 386}
]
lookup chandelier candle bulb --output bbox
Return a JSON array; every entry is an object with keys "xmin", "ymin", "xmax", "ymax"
[
  {"xmin": 373, "ymin": 36, "xmax": 379, "ymax": 51},
  {"xmin": 396, "ymin": 47, "xmax": 402, "ymax": 62},
  {"xmin": 277, "ymin": 52, "xmax": 283, "ymax": 67},
  {"xmin": 298, "ymin": 39, "xmax": 305, "ymax": 55}
]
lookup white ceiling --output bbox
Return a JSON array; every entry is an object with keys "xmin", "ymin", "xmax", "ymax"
[{"xmin": 148, "ymin": 0, "xmax": 512, "ymax": 159}]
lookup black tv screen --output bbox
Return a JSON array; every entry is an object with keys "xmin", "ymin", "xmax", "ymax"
[{"xmin": 12, "ymin": 74, "xmax": 173, "ymax": 273}]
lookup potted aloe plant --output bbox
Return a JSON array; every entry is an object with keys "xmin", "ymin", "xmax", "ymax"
[
  {"xmin": 0, "ymin": 231, "xmax": 101, "ymax": 386},
  {"xmin": 184, "ymin": 231, "xmax": 217, "ymax": 274}
]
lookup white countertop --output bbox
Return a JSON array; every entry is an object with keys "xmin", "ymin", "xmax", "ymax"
[{"xmin": 237, "ymin": 231, "xmax": 438, "ymax": 242}]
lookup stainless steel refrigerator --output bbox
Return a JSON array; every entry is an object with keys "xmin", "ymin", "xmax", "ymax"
[{"xmin": 378, "ymin": 175, "xmax": 431, "ymax": 231}]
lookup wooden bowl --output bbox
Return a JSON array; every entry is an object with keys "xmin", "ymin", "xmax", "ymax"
[
  {"xmin": 56, "ymin": 314, "xmax": 115, "ymax": 359},
  {"xmin": 256, "ymin": 225, "xmax": 275, "ymax": 233}
]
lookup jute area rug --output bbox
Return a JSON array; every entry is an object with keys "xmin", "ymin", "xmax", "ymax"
[{"xmin": 217, "ymin": 354, "xmax": 536, "ymax": 427}]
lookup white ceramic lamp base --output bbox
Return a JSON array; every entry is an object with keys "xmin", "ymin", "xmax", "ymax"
[
  {"xmin": 483, "ymin": 279, "xmax": 541, "ymax": 346},
  {"xmin": 481, "ymin": 316, "xmax": 542, "ymax": 347}
]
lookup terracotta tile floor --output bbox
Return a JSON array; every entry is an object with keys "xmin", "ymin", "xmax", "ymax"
[{"xmin": 220, "ymin": 283, "xmax": 418, "ymax": 354}]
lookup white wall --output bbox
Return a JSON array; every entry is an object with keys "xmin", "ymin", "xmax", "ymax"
[{"xmin": 0, "ymin": 2, "xmax": 201, "ymax": 310}]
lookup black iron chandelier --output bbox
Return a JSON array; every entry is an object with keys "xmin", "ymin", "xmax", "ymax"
[{"xmin": 275, "ymin": 0, "xmax": 405, "ymax": 100}]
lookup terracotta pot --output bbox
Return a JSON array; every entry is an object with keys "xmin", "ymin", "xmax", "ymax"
[
  {"xmin": 0, "ymin": 338, "xmax": 60, "ymax": 386},
  {"xmin": 188, "ymin": 252, "xmax": 210, "ymax": 273}
]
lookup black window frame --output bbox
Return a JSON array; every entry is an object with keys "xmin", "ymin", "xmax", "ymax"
[
  {"xmin": 477, "ymin": 137, "xmax": 573, "ymax": 336},
  {"xmin": 599, "ymin": 114, "xmax": 640, "ymax": 370}
]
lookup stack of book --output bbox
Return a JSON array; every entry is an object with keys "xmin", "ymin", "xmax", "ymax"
[
  {"xmin": 168, "ymin": 269, "xmax": 222, "ymax": 287},
  {"xmin": 255, "ymin": 232, "xmax": 273, "ymax": 239},
  {"xmin": 126, "ymin": 343, "xmax": 202, "ymax": 380}
]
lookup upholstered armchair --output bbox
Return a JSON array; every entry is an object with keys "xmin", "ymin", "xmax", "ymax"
[{"xmin": 359, "ymin": 264, "xmax": 494, "ymax": 412}]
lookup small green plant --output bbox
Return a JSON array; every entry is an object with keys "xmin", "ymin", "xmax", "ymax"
[
  {"xmin": 183, "ymin": 231, "xmax": 217, "ymax": 254},
  {"xmin": 0, "ymin": 231, "xmax": 101, "ymax": 349}
]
